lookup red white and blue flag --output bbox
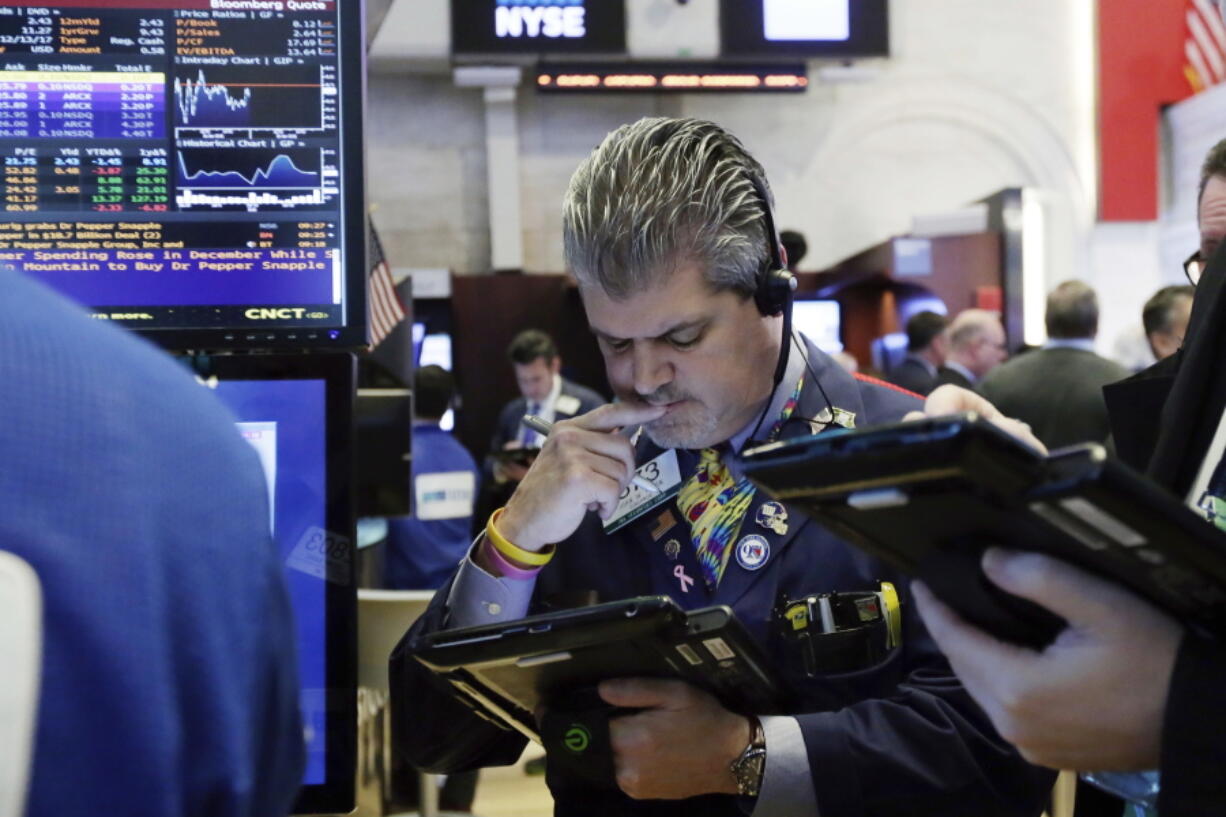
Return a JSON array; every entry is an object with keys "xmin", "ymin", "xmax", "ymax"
[
  {"xmin": 367, "ymin": 220, "xmax": 406, "ymax": 348},
  {"xmin": 1184, "ymin": 0, "xmax": 1226, "ymax": 92}
]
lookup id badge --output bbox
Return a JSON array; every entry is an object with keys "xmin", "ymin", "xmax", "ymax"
[{"xmin": 602, "ymin": 449, "xmax": 682, "ymax": 534}]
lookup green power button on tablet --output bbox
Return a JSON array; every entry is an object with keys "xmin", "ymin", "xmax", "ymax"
[{"xmin": 564, "ymin": 724, "xmax": 590, "ymax": 753}]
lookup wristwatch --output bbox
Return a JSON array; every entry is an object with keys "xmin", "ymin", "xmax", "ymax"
[{"xmin": 729, "ymin": 716, "xmax": 767, "ymax": 797}]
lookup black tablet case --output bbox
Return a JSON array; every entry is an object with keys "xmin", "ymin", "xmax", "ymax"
[
  {"xmin": 741, "ymin": 414, "xmax": 1226, "ymax": 647},
  {"xmin": 411, "ymin": 595, "xmax": 788, "ymax": 742}
]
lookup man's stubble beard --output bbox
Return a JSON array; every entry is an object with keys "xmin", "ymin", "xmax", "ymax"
[{"xmin": 641, "ymin": 402, "xmax": 721, "ymax": 450}]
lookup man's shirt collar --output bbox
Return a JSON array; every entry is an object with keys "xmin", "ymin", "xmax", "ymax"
[{"xmin": 1043, "ymin": 338, "xmax": 1096, "ymax": 353}]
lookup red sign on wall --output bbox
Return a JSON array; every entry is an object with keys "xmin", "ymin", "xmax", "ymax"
[{"xmin": 1098, "ymin": 0, "xmax": 1205, "ymax": 221}]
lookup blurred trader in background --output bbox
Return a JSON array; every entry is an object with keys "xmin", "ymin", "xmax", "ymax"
[
  {"xmin": 1143, "ymin": 284, "xmax": 1195, "ymax": 362},
  {"xmin": 887, "ymin": 310, "xmax": 949, "ymax": 396},
  {"xmin": 780, "ymin": 229, "xmax": 807, "ymax": 272},
  {"xmin": 915, "ymin": 136, "xmax": 1226, "ymax": 816},
  {"xmin": 1, "ymin": 271, "xmax": 304, "ymax": 816},
  {"xmin": 978, "ymin": 281, "xmax": 1128, "ymax": 449},
  {"xmin": 476, "ymin": 329, "xmax": 607, "ymax": 532},
  {"xmin": 935, "ymin": 308, "xmax": 1007, "ymax": 389},
  {"xmin": 391, "ymin": 116, "xmax": 1052, "ymax": 817},
  {"xmin": 386, "ymin": 365, "xmax": 479, "ymax": 590},
  {"xmin": 485, "ymin": 329, "xmax": 605, "ymax": 484}
]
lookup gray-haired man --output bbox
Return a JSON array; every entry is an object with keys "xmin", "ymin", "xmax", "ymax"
[{"xmin": 391, "ymin": 117, "xmax": 1051, "ymax": 817}]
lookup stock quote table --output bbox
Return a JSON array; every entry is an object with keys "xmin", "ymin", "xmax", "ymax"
[{"xmin": 0, "ymin": 1, "xmax": 354, "ymax": 335}]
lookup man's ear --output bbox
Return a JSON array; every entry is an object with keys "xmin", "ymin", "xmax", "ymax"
[{"xmin": 550, "ymin": 356, "xmax": 562, "ymax": 375}]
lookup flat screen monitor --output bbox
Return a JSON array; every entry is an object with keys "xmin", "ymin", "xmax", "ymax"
[
  {"xmin": 0, "ymin": 2, "xmax": 367, "ymax": 351},
  {"xmin": 721, "ymin": 0, "xmax": 889, "ymax": 58},
  {"xmin": 354, "ymin": 388, "xmax": 411, "ymax": 518},
  {"xmin": 873, "ymin": 331, "xmax": 908, "ymax": 373},
  {"xmin": 451, "ymin": 0, "xmax": 626, "ymax": 56},
  {"xmin": 419, "ymin": 332, "xmax": 452, "ymax": 371},
  {"xmin": 792, "ymin": 299, "xmax": 842, "ymax": 354},
  {"xmin": 201, "ymin": 353, "xmax": 356, "ymax": 815}
]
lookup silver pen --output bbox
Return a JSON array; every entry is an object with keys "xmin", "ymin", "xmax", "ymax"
[{"xmin": 520, "ymin": 414, "xmax": 660, "ymax": 495}]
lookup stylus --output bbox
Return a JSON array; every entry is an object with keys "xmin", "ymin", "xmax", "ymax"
[{"xmin": 520, "ymin": 414, "xmax": 660, "ymax": 495}]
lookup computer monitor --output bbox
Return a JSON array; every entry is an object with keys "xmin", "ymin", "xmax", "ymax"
[
  {"xmin": 419, "ymin": 333, "xmax": 453, "ymax": 371},
  {"xmin": 451, "ymin": 0, "xmax": 626, "ymax": 56},
  {"xmin": 354, "ymin": 388, "xmax": 412, "ymax": 518},
  {"xmin": 0, "ymin": 2, "xmax": 368, "ymax": 351},
  {"xmin": 201, "ymin": 353, "xmax": 356, "ymax": 815},
  {"xmin": 721, "ymin": 0, "xmax": 889, "ymax": 58},
  {"xmin": 792, "ymin": 299, "xmax": 843, "ymax": 354}
]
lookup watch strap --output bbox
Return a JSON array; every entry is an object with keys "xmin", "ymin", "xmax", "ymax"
[{"xmin": 731, "ymin": 716, "xmax": 767, "ymax": 797}]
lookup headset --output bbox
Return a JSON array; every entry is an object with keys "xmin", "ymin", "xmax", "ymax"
[
  {"xmin": 747, "ymin": 173, "xmax": 797, "ymax": 320},
  {"xmin": 745, "ymin": 171, "xmax": 798, "ymax": 391},
  {"xmin": 742, "ymin": 168, "xmax": 839, "ymax": 448}
]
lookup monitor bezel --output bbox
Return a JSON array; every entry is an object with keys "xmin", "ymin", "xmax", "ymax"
[
  {"xmin": 451, "ymin": 0, "xmax": 627, "ymax": 57},
  {"xmin": 720, "ymin": 0, "xmax": 889, "ymax": 59},
  {"xmin": 201, "ymin": 352, "xmax": 357, "ymax": 815},
  {"xmin": 133, "ymin": 0, "xmax": 368, "ymax": 353}
]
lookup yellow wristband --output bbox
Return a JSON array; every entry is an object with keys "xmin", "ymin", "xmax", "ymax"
[
  {"xmin": 486, "ymin": 508, "xmax": 555, "ymax": 567},
  {"xmin": 879, "ymin": 581, "xmax": 902, "ymax": 649}
]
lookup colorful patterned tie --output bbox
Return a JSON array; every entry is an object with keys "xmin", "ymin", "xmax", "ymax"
[{"xmin": 676, "ymin": 376, "xmax": 805, "ymax": 589}]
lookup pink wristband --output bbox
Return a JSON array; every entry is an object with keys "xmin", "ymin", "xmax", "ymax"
[{"xmin": 482, "ymin": 537, "xmax": 542, "ymax": 581}]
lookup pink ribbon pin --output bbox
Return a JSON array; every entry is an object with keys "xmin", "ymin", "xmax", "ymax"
[{"xmin": 674, "ymin": 564, "xmax": 695, "ymax": 593}]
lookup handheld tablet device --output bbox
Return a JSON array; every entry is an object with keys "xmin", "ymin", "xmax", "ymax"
[
  {"xmin": 741, "ymin": 414, "xmax": 1226, "ymax": 648},
  {"xmin": 409, "ymin": 595, "xmax": 788, "ymax": 744},
  {"xmin": 491, "ymin": 447, "xmax": 541, "ymax": 468}
]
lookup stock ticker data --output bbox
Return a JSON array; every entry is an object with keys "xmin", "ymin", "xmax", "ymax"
[{"xmin": 0, "ymin": 1, "xmax": 355, "ymax": 340}]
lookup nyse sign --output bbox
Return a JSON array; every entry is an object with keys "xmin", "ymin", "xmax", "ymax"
[{"xmin": 495, "ymin": 4, "xmax": 586, "ymax": 39}]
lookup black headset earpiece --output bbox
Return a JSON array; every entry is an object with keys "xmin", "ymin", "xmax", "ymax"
[
  {"xmin": 738, "ymin": 169, "xmax": 841, "ymax": 450},
  {"xmin": 747, "ymin": 173, "xmax": 797, "ymax": 318}
]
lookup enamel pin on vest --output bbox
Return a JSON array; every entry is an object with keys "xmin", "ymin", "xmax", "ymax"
[
  {"xmin": 736, "ymin": 534, "xmax": 771, "ymax": 571},
  {"xmin": 755, "ymin": 501, "xmax": 788, "ymax": 536},
  {"xmin": 807, "ymin": 407, "xmax": 857, "ymax": 434},
  {"xmin": 674, "ymin": 564, "xmax": 695, "ymax": 592}
]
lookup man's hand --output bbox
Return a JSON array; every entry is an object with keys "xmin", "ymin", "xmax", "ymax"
[
  {"xmin": 497, "ymin": 403, "xmax": 665, "ymax": 552},
  {"xmin": 914, "ymin": 548, "xmax": 1183, "ymax": 770},
  {"xmin": 905, "ymin": 384, "xmax": 1048, "ymax": 454},
  {"xmin": 599, "ymin": 678, "xmax": 749, "ymax": 800}
]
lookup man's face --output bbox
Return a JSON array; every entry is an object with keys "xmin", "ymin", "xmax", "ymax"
[
  {"xmin": 513, "ymin": 356, "xmax": 559, "ymax": 403},
  {"xmin": 582, "ymin": 263, "xmax": 782, "ymax": 450},
  {"xmin": 969, "ymin": 321, "xmax": 1007, "ymax": 377},
  {"xmin": 1200, "ymin": 175, "xmax": 1226, "ymax": 269}
]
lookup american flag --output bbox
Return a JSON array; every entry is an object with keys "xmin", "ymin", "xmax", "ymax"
[
  {"xmin": 1184, "ymin": 0, "xmax": 1226, "ymax": 92},
  {"xmin": 367, "ymin": 219, "xmax": 406, "ymax": 348}
]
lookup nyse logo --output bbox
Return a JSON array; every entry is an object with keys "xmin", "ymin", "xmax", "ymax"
[{"xmin": 494, "ymin": 1, "xmax": 586, "ymax": 39}]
